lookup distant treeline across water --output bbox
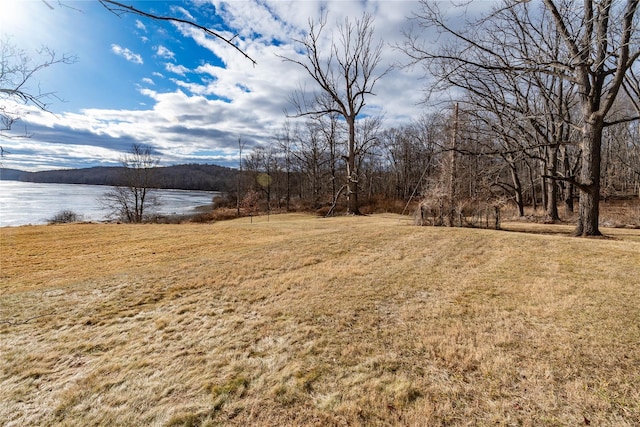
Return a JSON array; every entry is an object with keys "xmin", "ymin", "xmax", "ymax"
[{"xmin": 0, "ymin": 164, "xmax": 237, "ymax": 192}]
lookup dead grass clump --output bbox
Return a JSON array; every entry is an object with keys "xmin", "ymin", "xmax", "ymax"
[
  {"xmin": 1, "ymin": 214, "xmax": 639, "ymax": 426},
  {"xmin": 204, "ymin": 207, "xmax": 240, "ymax": 222}
]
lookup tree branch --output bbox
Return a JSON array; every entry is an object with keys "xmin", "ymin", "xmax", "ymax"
[
  {"xmin": 541, "ymin": 174, "xmax": 589, "ymax": 193},
  {"xmin": 97, "ymin": 0, "xmax": 256, "ymax": 65}
]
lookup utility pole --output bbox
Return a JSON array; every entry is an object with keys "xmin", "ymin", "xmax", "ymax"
[{"xmin": 448, "ymin": 103, "xmax": 459, "ymax": 226}]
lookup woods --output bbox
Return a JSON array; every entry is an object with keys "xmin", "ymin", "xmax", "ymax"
[
  {"xmin": 236, "ymin": 102, "xmax": 638, "ymax": 222},
  {"xmin": 235, "ymin": 1, "xmax": 639, "ymax": 233}
]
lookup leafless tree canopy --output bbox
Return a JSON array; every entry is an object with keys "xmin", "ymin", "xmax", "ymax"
[
  {"xmin": 400, "ymin": 0, "xmax": 640, "ymax": 236},
  {"xmin": 280, "ymin": 12, "xmax": 389, "ymax": 214},
  {"xmin": 101, "ymin": 144, "xmax": 160, "ymax": 223},
  {"xmin": 0, "ymin": 37, "xmax": 75, "ymax": 136}
]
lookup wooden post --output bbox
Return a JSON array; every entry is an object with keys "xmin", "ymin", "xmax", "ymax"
[{"xmin": 236, "ymin": 138, "xmax": 245, "ymax": 217}]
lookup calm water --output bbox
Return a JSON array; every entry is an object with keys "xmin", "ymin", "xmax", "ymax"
[{"xmin": 0, "ymin": 181, "xmax": 219, "ymax": 227}]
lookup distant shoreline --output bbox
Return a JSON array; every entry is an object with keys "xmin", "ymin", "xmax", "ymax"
[{"xmin": 0, "ymin": 164, "xmax": 237, "ymax": 192}]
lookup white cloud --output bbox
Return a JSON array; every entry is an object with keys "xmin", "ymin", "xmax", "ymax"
[
  {"xmin": 170, "ymin": 79, "xmax": 207, "ymax": 96},
  {"xmin": 141, "ymin": 77, "xmax": 155, "ymax": 85},
  {"xmin": 111, "ymin": 44, "xmax": 143, "ymax": 64},
  {"xmin": 155, "ymin": 45, "xmax": 176, "ymax": 60},
  {"xmin": 170, "ymin": 5, "xmax": 195, "ymax": 21},
  {"xmin": 177, "ymin": 0, "xmax": 423, "ymax": 124},
  {"xmin": 2, "ymin": 84, "xmax": 267, "ymax": 169},
  {"xmin": 165, "ymin": 63, "xmax": 190, "ymax": 75},
  {"xmin": 135, "ymin": 19, "xmax": 147, "ymax": 31}
]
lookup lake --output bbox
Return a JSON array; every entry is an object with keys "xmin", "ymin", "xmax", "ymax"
[{"xmin": 0, "ymin": 181, "xmax": 219, "ymax": 227}]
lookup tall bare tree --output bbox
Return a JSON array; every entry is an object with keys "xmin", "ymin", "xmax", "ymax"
[
  {"xmin": 403, "ymin": 0, "xmax": 639, "ymax": 236},
  {"xmin": 543, "ymin": 0, "xmax": 640, "ymax": 235},
  {"xmin": 275, "ymin": 122, "xmax": 294, "ymax": 211},
  {"xmin": 282, "ymin": 12, "xmax": 388, "ymax": 214}
]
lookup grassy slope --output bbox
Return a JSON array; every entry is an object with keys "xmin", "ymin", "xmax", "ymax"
[{"xmin": 1, "ymin": 214, "xmax": 639, "ymax": 426}]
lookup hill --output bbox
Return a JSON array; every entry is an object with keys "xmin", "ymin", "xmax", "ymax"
[
  {"xmin": 1, "ymin": 215, "xmax": 639, "ymax": 426},
  {"xmin": 0, "ymin": 164, "xmax": 237, "ymax": 191},
  {"xmin": 0, "ymin": 168, "xmax": 28, "ymax": 181}
]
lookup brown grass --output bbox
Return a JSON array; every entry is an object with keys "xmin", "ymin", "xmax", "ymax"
[{"xmin": 1, "ymin": 214, "xmax": 639, "ymax": 426}]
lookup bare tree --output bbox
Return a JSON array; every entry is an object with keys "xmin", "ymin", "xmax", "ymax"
[
  {"xmin": 620, "ymin": 65, "xmax": 640, "ymax": 196},
  {"xmin": 403, "ymin": 0, "xmax": 639, "ymax": 236},
  {"xmin": 275, "ymin": 122, "xmax": 294, "ymax": 211},
  {"xmin": 543, "ymin": 0, "xmax": 640, "ymax": 235},
  {"xmin": 380, "ymin": 121, "xmax": 438, "ymax": 201},
  {"xmin": 252, "ymin": 145, "xmax": 280, "ymax": 213},
  {"xmin": 282, "ymin": 12, "xmax": 389, "ymax": 214},
  {"xmin": 291, "ymin": 120, "xmax": 331, "ymax": 209},
  {"xmin": 101, "ymin": 144, "xmax": 160, "ymax": 223},
  {"xmin": 355, "ymin": 115, "xmax": 384, "ymax": 203},
  {"xmin": 315, "ymin": 112, "xmax": 344, "ymax": 209}
]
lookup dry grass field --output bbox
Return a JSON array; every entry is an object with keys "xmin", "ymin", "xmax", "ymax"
[{"xmin": 1, "ymin": 214, "xmax": 639, "ymax": 426}]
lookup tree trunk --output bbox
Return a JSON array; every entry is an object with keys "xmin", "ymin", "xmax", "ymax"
[
  {"xmin": 525, "ymin": 161, "xmax": 537, "ymax": 212},
  {"xmin": 546, "ymin": 146, "xmax": 560, "ymax": 221},
  {"xmin": 346, "ymin": 117, "xmax": 360, "ymax": 215},
  {"xmin": 575, "ymin": 120, "xmax": 603, "ymax": 236},
  {"xmin": 562, "ymin": 145, "xmax": 574, "ymax": 213},
  {"xmin": 540, "ymin": 158, "xmax": 548, "ymax": 213},
  {"xmin": 509, "ymin": 163, "xmax": 525, "ymax": 217}
]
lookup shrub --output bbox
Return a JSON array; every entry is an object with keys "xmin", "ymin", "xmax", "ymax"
[
  {"xmin": 48, "ymin": 210, "xmax": 81, "ymax": 224},
  {"xmin": 212, "ymin": 192, "xmax": 237, "ymax": 209}
]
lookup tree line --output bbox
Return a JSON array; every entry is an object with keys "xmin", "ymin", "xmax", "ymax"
[
  {"xmin": 1, "ymin": 164, "xmax": 237, "ymax": 191},
  {"xmin": 236, "ymin": 103, "xmax": 639, "ymax": 219},
  {"xmin": 237, "ymin": 1, "xmax": 639, "ymax": 236}
]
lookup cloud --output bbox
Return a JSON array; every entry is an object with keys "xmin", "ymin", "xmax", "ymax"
[
  {"xmin": 135, "ymin": 19, "xmax": 147, "ymax": 31},
  {"xmin": 141, "ymin": 77, "xmax": 155, "ymax": 85},
  {"xmin": 2, "ymin": 82, "xmax": 270, "ymax": 170},
  {"xmin": 155, "ymin": 45, "xmax": 176, "ymax": 60},
  {"xmin": 111, "ymin": 44, "xmax": 143, "ymax": 64},
  {"xmin": 177, "ymin": 1, "xmax": 423, "ymax": 119},
  {"xmin": 165, "ymin": 63, "xmax": 190, "ymax": 75},
  {"xmin": 170, "ymin": 5, "xmax": 195, "ymax": 21},
  {"xmin": 170, "ymin": 79, "xmax": 207, "ymax": 96}
]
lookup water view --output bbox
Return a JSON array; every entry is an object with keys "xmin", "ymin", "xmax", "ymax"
[{"xmin": 0, "ymin": 181, "xmax": 219, "ymax": 227}]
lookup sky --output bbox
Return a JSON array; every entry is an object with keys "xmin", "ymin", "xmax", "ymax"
[{"xmin": 0, "ymin": 0, "xmax": 474, "ymax": 171}]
